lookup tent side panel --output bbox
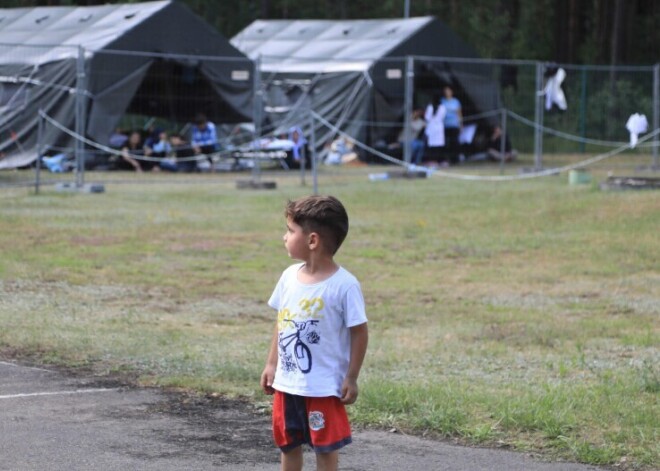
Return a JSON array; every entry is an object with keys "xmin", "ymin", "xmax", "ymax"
[
  {"xmin": 0, "ymin": 59, "xmax": 77, "ymax": 169},
  {"xmin": 86, "ymin": 58, "xmax": 153, "ymax": 144}
]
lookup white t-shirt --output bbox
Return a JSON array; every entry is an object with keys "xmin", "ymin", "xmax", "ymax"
[{"xmin": 268, "ymin": 263, "xmax": 367, "ymax": 398}]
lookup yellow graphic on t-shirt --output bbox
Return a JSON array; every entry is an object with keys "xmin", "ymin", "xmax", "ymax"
[
  {"xmin": 277, "ymin": 297, "xmax": 324, "ymax": 330},
  {"xmin": 299, "ymin": 297, "xmax": 324, "ymax": 318}
]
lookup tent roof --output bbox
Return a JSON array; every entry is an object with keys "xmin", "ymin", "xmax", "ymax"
[
  {"xmin": 0, "ymin": 1, "xmax": 210, "ymax": 65},
  {"xmin": 232, "ymin": 17, "xmax": 444, "ymax": 73}
]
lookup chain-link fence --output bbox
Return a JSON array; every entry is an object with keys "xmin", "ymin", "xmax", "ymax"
[
  {"xmin": 0, "ymin": 43, "xmax": 256, "ymax": 189},
  {"xmin": 1, "ymin": 43, "xmax": 658, "ymax": 190},
  {"xmin": 257, "ymin": 54, "xmax": 658, "ymax": 175}
]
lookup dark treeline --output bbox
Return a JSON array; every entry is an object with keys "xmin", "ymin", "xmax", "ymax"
[{"xmin": 5, "ymin": 0, "xmax": 659, "ymax": 65}]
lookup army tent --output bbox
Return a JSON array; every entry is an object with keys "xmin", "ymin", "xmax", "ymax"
[
  {"xmin": 0, "ymin": 0, "xmax": 253, "ymax": 169},
  {"xmin": 232, "ymin": 16, "xmax": 499, "ymax": 157}
]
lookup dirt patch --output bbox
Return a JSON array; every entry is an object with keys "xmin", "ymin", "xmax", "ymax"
[
  {"xmin": 143, "ymin": 393, "xmax": 277, "ymax": 464},
  {"xmin": 106, "ymin": 392, "xmax": 279, "ymax": 465}
]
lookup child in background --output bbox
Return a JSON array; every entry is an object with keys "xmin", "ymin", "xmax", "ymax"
[{"xmin": 261, "ymin": 195, "xmax": 369, "ymax": 471}]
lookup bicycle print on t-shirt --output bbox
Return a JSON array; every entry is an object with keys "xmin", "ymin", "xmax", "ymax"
[{"xmin": 277, "ymin": 297, "xmax": 324, "ymax": 374}]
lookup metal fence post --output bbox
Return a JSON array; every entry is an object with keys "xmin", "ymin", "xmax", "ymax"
[
  {"xmin": 35, "ymin": 110, "xmax": 44, "ymax": 195},
  {"xmin": 534, "ymin": 61, "xmax": 544, "ymax": 169},
  {"xmin": 579, "ymin": 66, "xmax": 587, "ymax": 154},
  {"xmin": 75, "ymin": 45, "xmax": 87, "ymax": 188},
  {"xmin": 499, "ymin": 107, "xmax": 507, "ymax": 174},
  {"xmin": 252, "ymin": 55, "xmax": 262, "ymax": 183},
  {"xmin": 403, "ymin": 55, "xmax": 414, "ymax": 166},
  {"xmin": 310, "ymin": 113, "xmax": 318, "ymax": 195},
  {"xmin": 300, "ymin": 143, "xmax": 306, "ymax": 185},
  {"xmin": 653, "ymin": 63, "xmax": 659, "ymax": 170}
]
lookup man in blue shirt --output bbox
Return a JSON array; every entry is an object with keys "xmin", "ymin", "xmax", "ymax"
[
  {"xmin": 441, "ymin": 85, "xmax": 462, "ymax": 165},
  {"xmin": 191, "ymin": 113, "xmax": 219, "ymax": 171}
]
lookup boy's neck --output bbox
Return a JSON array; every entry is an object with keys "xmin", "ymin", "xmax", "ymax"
[{"xmin": 298, "ymin": 253, "xmax": 338, "ymax": 284}]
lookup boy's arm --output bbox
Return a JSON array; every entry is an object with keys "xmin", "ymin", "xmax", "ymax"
[
  {"xmin": 260, "ymin": 323, "xmax": 278, "ymax": 395},
  {"xmin": 341, "ymin": 322, "xmax": 369, "ymax": 404}
]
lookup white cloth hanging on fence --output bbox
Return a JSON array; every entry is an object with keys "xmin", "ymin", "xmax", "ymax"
[
  {"xmin": 543, "ymin": 67, "xmax": 567, "ymax": 111},
  {"xmin": 625, "ymin": 113, "xmax": 648, "ymax": 148}
]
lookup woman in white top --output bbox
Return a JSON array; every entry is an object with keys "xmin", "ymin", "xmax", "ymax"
[{"xmin": 424, "ymin": 95, "xmax": 447, "ymax": 164}]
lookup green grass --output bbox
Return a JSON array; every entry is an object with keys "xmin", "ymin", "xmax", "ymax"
[{"xmin": 0, "ymin": 161, "xmax": 658, "ymax": 468}]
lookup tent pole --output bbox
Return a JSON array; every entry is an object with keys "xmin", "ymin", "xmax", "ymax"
[
  {"xmin": 252, "ymin": 55, "xmax": 262, "ymax": 183},
  {"xmin": 75, "ymin": 45, "xmax": 87, "ymax": 188},
  {"xmin": 403, "ymin": 55, "xmax": 414, "ymax": 167},
  {"xmin": 35, "ymin": 110, "xmax": 44, "ymax": 195},
  {"xmin": 534, "ymin": 62, "xmax": 544, "ymax": 170}
]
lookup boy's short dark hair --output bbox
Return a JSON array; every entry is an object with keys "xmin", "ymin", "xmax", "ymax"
[{"xmin": 286, "ymin": 195, "xmax": 349, "ymax": 255}]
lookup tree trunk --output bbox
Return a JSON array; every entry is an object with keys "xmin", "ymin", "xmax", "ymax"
[
  {"xmin": 567, "ymin": 0, "xmax": 580, "ymax": 63},
  {"xmin": 610, "ymin": 0, "xmax": 625, "ymax": 67}
]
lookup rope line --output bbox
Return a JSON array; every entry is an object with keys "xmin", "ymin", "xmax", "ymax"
[
  {"xmin": 311, "ymin": 112, "xmax": 409, "ymax": 167},
  {"xmin": 312, "ymin": 110, "xmax": 660, "ymax": 182},
  {"xmin": 506, "ymin": 110, "xmax": 660, "ymax": 148},
  {"xmin": 38, "ymin": 111, "xmax": 279, "ymax": 164},
  {"xmin": 429, "ymin": 131, "xmax": 659, "ymax": 181},
  {"xmin": 39, "ymin": 109, "xmax": 660, "ymax": 182}
]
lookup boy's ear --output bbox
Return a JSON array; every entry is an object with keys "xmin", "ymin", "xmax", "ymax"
[{"xmin": 307, "ymin": 232, "xmax": 320, "ymax": 250}]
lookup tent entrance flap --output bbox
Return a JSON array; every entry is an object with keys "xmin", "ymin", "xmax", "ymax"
[
  {"xmin": 421, "ymin": 59, "xmax": 500, "ymax": 124},
  {"xmin": 125, "ymin": 59, "xmax": 226, "ymax": 123},
  {"xmin": 87, "ymin": 60, "xmax": 152, "ymax": 144},
  {"xmin": 88, "ymin": 56, "xmax": 253, "ymax": 145}
]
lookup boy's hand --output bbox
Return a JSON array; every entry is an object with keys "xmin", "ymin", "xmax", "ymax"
[
  {"xmin": 260, "ymin": 365, "xmax": 276, "ymax": 395},
  {"xmin": 340, "ymin": 377, "xmax": 358, "ymax": 404}
]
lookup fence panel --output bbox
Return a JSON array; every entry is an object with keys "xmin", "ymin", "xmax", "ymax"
[{"xmin": 1, "ymin": 43, "xmax": 658, "ymax": 190}]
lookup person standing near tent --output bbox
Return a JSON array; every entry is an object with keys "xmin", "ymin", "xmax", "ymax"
[
  {"xmin": 424, "ymin": 95, "xmax": 447, "ymax": 165},
  {"xmin": 441, "ymin": 85, "xmax": 462, "ymax": 165},
  {"xmin": 191, "ymin": 113, "xmax": 219, "ymax": 172}
]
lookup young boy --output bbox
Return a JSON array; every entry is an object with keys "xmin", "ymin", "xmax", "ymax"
[{"xmin": 261, "ymin": 195, "xmax": 369, "ymax": 471}]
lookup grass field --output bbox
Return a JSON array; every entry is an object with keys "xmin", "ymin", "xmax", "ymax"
[{"xmin": 0, "ymin": 159, "xmax": 658, "ymax": 469}]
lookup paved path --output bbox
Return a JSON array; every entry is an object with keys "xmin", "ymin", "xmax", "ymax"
[{"xmin": 0, "ymin": 360, "xmax": 606, "ymax": 471}]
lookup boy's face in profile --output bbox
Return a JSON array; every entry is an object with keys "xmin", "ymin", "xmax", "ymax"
[{"xmin": 283, "ymin": 216, "xmax": 308, "ymax": 260}]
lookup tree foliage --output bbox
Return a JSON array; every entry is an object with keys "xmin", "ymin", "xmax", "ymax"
[{"xmin": 5, "ymin": 0, "xmax": 659, "ymax": 65}]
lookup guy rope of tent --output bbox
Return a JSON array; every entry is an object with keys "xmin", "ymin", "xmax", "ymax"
[{"xmin": 311, "ymin": 110, "xmax": 660, "ymax": 182}]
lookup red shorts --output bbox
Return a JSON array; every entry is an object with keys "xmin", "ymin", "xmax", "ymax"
[{"xmin": 272, "ymin": 390, "xmax": 352, "ymax": 453}]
